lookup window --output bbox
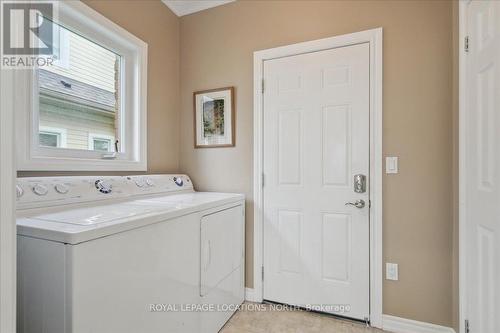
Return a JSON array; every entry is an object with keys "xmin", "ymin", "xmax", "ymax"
[
  {"xmin": 89, "ymin": 134, "xmax": 115, "ymax": 153},
  {"xmin": 16, "ymin": 1, "xmax": 148, "ymax": 171},
  {"xmin": 39, "ymin": 127, "xmax": 67, "ymax": 148},
  {"xmin": 38, "ymin": 21, "xmax": 120, "ymax": 154},
  {"xmin": 93, "ymin": 139, "xmax": 111, "ymax": 152},
  {"xmin": 39, "ymin": 132, "xmax": 59, "ymax": 148}
]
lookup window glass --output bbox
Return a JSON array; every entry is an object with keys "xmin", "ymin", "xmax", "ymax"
[
  {"xmin": 93, "ymin": 138, "xmax": 111, "ymax": 152},
  {"xmin": 39, "ymin": 132, "xmax": 60, "ymax": 148},
  {"xmin": 38, "ymin": 20, "xmax": 120, "ymax": 152}
]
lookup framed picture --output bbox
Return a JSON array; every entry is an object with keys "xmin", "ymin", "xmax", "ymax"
[{"xmin": 193, "ymin": 87, "xmax": 235, "ymax": 148}]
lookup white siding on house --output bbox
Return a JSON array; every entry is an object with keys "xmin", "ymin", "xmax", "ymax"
[
  {"xmin": 45, "ymin": 24, "xmax": 118, "ymax": 92},
  {"xmin": 40, "ymin": 110, "xmax": 115, "ymax": 150}
]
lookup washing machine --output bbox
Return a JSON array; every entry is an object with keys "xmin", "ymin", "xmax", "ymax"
[{"xmin": 16, "ymin": 174, "xmax": 245, "ymax": 333}]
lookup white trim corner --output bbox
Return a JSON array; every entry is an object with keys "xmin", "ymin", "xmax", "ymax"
[{"xmin": 252, "ymin": 27, "xmax": 383, "ymax": 328}]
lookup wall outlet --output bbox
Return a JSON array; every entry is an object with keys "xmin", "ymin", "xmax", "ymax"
[{"xmin": 386, "ymin": 263, "xmax": 399, "ymax": 281}]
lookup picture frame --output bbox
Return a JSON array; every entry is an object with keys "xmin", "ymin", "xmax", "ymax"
[{"xmin": 193, "ymin": 87, "xmax": 235, "ymax": 148}]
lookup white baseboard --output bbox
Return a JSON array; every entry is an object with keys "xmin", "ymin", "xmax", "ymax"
[
  {"xmin": 382, "ymin": 315, "xmax": 456, "ymax": 333},
  {"xmin": 245, "ymin": 288, "xmax": 261, "ymax": 303}
]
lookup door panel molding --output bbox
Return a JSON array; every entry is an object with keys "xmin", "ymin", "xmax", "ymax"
[{"xmin": 253, "ymin": 28, "xmax": 383, "ymax": 328}]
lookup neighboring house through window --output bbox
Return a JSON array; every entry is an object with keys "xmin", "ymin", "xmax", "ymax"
[{"xmin": 38, "ymin": 21, "xmax": 119, "ymax": 152}]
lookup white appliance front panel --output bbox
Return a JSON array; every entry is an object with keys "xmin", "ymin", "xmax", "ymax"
[
  {"xmin": 200, "ymin": 204, "xmax": 245, "ymax": 333},
  {"xmin": 17, "ymin": 237, "xmax": 67, "ymax": 333},
  {"xmin": 200, "ymin": 205, "xmax": 244, "ymax": 297},
  {"xmin": 71, "ymin": 213, "xmax": 201, "ymax": 333},
  {"xmin": 263, "ymin": 43, "xmax": 370, "ymax": 320}
]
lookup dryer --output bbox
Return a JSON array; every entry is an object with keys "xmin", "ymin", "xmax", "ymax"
[{"xmin": 16, "ymin": 174, "xmax": 245, "ymax": 333}]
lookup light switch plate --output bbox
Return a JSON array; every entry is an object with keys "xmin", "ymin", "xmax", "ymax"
[
  {"xmin": 386, "ymin": 157, "xmax": 398, "ymax": 174},
  {"xmin": 386, "ymin": 263, "xmax": 399, "ymax": 281}
]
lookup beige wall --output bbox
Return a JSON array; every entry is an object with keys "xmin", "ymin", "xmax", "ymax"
[
  {"xmin": 179, "ymin": 0, "xmax": 455, "ymax": 327},
  {"xmin": 19, "ymin": 0, "xmax": 180, "ymax": 177}
]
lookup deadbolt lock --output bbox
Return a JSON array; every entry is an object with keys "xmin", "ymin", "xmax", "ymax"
[{"xmin": 353, "ymin": 174, "xmax": 367, "ymax": 193}]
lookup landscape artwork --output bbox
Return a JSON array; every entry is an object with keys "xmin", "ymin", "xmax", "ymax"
[
  {"xmin": 194, "ymin": 87, "xmax": 234, "ymax": 148},
  {"xmin": 203, "ymin": 98, "xmax": 225, "ymax": 138}
]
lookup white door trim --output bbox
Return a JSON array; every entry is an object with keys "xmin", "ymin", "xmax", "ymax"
[
  {"xmin": 0, "ymin": 69, "xmax": 17, "ymax": 331},
  {"xmin": 253, "ymin": 28, "xmax": 383, "ymax": 328},
  {"xmin": 458, "ymin": 2, "xmax": 469, "ymax": 333}
]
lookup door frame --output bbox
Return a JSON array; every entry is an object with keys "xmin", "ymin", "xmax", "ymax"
[
  {"xmin": 252, "ymin": 28, "xmax": 383, "ymax": 328},
  {"xmin": 0, "ymin": 69, "xmax": 17, "ymax": 331},
  {"xmin": 458, "ymin": 2, "xmax": 470, "ymax": 333}
]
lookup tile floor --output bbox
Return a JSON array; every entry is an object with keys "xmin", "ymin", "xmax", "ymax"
[{"xmin": 220, "ymin": 303, "xmax": 385, "ymax": 333}]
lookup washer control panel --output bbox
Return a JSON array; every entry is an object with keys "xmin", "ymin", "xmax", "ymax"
[
  {"xmin": 54, "ymin": 183, "xmax": 69, "ymax": 194},
  {"xmin": 16, "ymin": 185, "xmax": 24, "ymax": 198},
  {"xmin": 16, "ymin": 174, "xmax": 193, "ymax": 210},
  {"xmin": 32, "ymin": 184, "xmax": 48, "ymax": 196},
  {"xmin": 126, "ymin": 174, "xmax": 192, "ymax": 195},
  {"xmin": 95, "ymin": 180, "xmax": 113, "ymax": 194},
  {"xmin": 173, "ymin": 176, "xmax": 184, "ymax": 187}
]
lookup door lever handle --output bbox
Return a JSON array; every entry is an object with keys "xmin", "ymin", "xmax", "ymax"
[{"xmin": 345, "ymin": 199, "xmax": 365, "ymax": 209}]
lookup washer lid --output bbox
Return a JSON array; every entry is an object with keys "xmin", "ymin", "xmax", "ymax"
[{"xmin": 33, "ymin": 202, "xmax": 175, "ymax": 225}]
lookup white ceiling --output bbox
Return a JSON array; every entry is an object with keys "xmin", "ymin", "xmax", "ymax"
[{"xmin": 161, "ymin": 0, "xmax": 236, "ymax": 17}]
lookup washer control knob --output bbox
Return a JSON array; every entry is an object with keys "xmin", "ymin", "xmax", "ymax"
[
  {"xmin": 32, "ymin": 184, "xmax": 48, "ymax": 196},
  {"xmin": 145, "ymin": 178, "xmax": 154, "ymax": 187},
  {"xmin": 173, "ymin": 177, "xmax": 184, "ymax": 187},
  {"xmin": 135, "ymin": 179, "xmax": 146, "ymax": 188},
  {"xmin": 54, "ymin": 183, "xmax": 69, "ymax": 194},
  {"xmin": 16, "ymin": 185, "xmax": 24, "ymax": 198},
  {"xmin": 95, "ymin": 180, "xmax": 112, "ymax": 194}
]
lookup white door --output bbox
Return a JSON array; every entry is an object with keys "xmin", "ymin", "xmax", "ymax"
[
  {"xmin": 465, "ymin": 1, "xmax": 500, "ymax": 333},
  {"xmin": 263, "ymin": 43, "xmax": 370, "ymax": 321}
]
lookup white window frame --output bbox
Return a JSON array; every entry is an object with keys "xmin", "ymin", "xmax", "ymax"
[
  {"xmin": 15, "ymin": 1, "xmax": 148, "ymax": 171},
  {"xmin": 88, "ymin": 133, "xmax": 115, "ymax": 152},
  {"xmin": 39, "ymin": 126, "xmax": 67, "ymax": 148},
  {"xmin": 53, "ymin": 27, "xmax": 70, "ymax": 69}
]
